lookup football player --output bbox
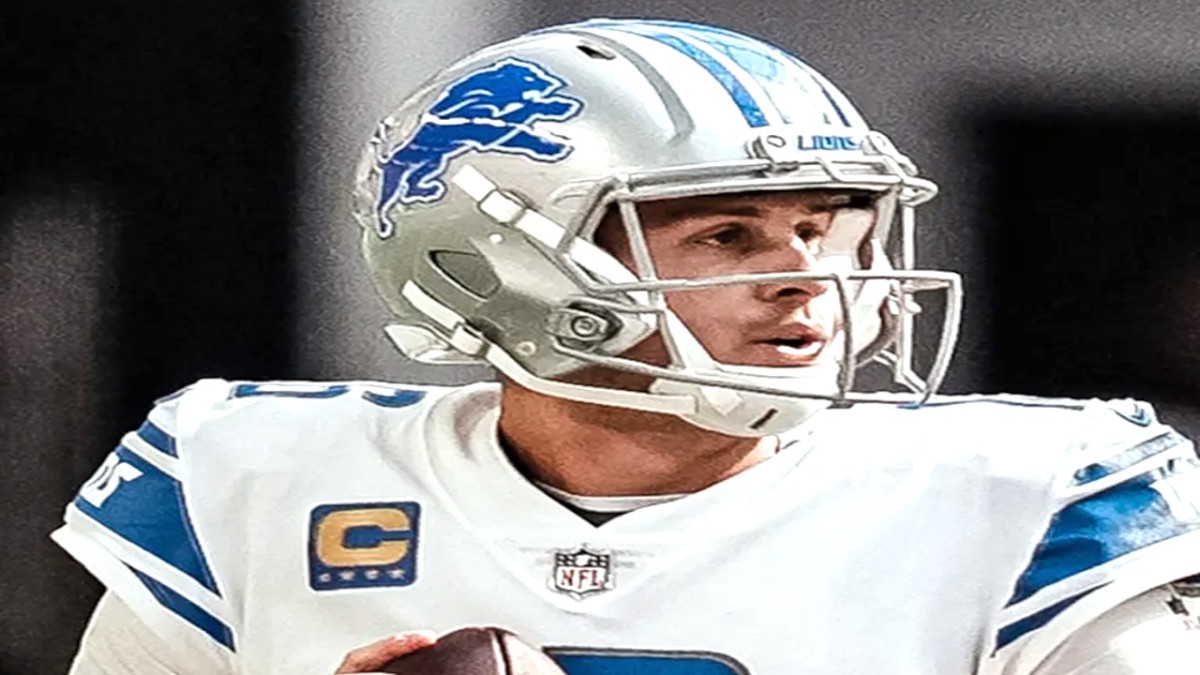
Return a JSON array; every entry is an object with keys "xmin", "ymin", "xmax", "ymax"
[{"xmin": 57, "ymin": 18, "xmax": 1200, "ymax": 675}]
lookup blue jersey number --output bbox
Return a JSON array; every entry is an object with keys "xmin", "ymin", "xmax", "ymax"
[
  {"xmin": 231, "ymin": 383, "xmax": 426, "ymax": 409},
  {"xmin": 548, "ymin": 649, "xmax": 748, "ymax": 675}
]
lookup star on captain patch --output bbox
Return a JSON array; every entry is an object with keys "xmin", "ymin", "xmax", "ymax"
[{"xmin": 550, "ymin": 545, "xmax": 614, "ymax": 599}]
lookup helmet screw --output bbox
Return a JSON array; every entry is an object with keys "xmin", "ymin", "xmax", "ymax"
[
  {"xmin": 515, "ymin": 341, "xmax": 537, "ymax": 356},
  {"xmin": 570, "ymin": 315, "xmax": 602, "ymax": 337}
]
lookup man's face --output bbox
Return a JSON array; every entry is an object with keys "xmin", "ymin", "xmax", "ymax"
[{"xmin": 595, "ymin": 190, "xmax": 872, "ymax": 369}]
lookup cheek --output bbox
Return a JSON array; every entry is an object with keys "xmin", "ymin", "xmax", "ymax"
[
  {"xmin": 662, "ymin": 287, "xmax": 749, "ymax": 347},
  {"xmin": 811, "ymin": 292, "xmax": 845, "ymax": 329},
  {"xmin": 811, "ymin": 288, "xmax": 840, "ymax": 310},
  {"xmin": 665, "ymin": 285, "xmax": 745, "ymax": 316},
  {"xmin": 652, "ymin": 253, "xmax": 736, "ymax": 281}
]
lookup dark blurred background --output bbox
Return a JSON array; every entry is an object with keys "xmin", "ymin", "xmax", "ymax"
[{"xmin": 2, "ymin": 1, "xmax": 1198, "ymax": 672}]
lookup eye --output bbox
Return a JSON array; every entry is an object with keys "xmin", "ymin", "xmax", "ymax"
[
  {"xmin": 795, "ymin": 222, "xmax": 826, "ymax": 241},
  {"xmin": 795, "ymin": 222, "xmax": 829, "ymax": 253},
  {"xmin": 694, "ymin": 224, "xmax": 750, "ymax": 248}
]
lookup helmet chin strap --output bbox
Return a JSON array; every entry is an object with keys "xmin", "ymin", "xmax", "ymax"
[
  {"xmin": 648, "ymin": 311, "xmax": 840, "ymax": 437},
  {"xmin": 488, "ymin": 339, "xmax": 836, "ymax": 438},
  {"xmin": 648, "ymin": 375, "xmax": 835, "ymax": 437}
]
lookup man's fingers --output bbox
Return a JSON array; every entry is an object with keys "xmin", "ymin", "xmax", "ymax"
[{"xmin": 334, "ymin": 631, "xmax": 437, "ymax": 673}]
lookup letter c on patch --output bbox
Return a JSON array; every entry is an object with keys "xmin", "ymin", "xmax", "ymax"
[{"xmin": 316, "ymin": 507, "xmax": 413, "ymax": 567}]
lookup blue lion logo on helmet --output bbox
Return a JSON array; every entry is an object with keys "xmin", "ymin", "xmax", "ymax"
[{"xmin": 374, "ymin": 58, "xmax": 584, "ymax": 237}]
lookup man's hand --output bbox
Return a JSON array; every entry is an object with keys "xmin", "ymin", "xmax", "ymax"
[{"xmin": 335, "ymin": 631, "xmax": 437, "ymax": 673}]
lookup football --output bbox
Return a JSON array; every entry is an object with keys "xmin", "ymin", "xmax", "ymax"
[{"xmin": 375, "ymin": 626, "xmax": 566, "ymax": 675}]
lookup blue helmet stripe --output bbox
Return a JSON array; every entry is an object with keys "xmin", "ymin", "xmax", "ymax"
[
  {"xmin": 642, "ymin": 20, "xmax": 853, "ymax": 128},
  {"xmin": 599, "ymin": 24, "xmax": 770, "ymax": 128},
  {"xmin": 784, "ymin": 58, "xmax": 853, "ymax": 127}
]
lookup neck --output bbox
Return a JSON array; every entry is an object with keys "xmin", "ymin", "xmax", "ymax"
[{"xmin": 497, "ymin": 379, "xmax": 778, "ymax": 497}]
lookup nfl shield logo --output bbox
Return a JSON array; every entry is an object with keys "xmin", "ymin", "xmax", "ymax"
[{"xmin": 550, "ymin": 546, "xmax": 614, "ymax": 599}]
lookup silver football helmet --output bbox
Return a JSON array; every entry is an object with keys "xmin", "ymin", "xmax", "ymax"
[{"xmin": 352, "ymin": 18, "xmax": 962, "ymax": 436}]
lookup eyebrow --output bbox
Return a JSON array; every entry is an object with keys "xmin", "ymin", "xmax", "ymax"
[
  {"xmin": 654, "ymin": 199, "xmax": 849, "ymax": 224},
  {"xmin": 660, "ymin": 203, "xmax": 767, "ymax": 220}
]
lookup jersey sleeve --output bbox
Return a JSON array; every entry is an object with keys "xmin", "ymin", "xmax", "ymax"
[
  {"xmin": 983, "ymin": 399, "xmax": 1200, "ymax": 675},
  {"xmin": 52, "ymin": 379, "xmax": 239, "ymax": 673}
]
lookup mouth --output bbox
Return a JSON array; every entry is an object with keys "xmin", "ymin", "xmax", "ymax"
[
  {"xmin": 747, "ymin": 323, "xmax": 832, "ymax": 364},
  {"xmin": 756, "ymin": 336, "xmax": 826, "ymax": 358}
]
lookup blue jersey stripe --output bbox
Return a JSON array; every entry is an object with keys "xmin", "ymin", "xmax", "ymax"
[
  {"xmin": 1007, "ymin": 462, "xmax": 1200, "ymax": 605},
  {"xmin": 128, "ymin": 566, "xmax": 235, "ymax": 652},
  {"xmin": 1071, "ymin": 431, "xmax": 1188, "ymax": 486},
  {"xmin": 599, "ymin": 23, "xmax": 769, "ymax": 128},
  {"xmin": 995, "ymin": 585, "xmax": 1101, "ymax": 651},
  {"xmin": 74, "ymin": 446, "xmax": 220, "ymax": 595},
  {"xmin": 136, "ymin": 420, "xmax": 177, "ymax": 457}
]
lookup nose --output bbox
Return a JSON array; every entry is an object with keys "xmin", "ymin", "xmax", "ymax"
[{"xmin": 751, "ymin": 237, "xmax": 832, "ymax": 303}]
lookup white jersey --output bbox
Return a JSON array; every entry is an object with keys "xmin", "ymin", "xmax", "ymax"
[{"xmin": 53, "ymin": 379, "xmax": 1200, "ymax": 675}]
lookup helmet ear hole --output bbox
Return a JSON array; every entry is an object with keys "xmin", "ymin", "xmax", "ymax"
[{"xmin": 428, "ymin": 250, "xmax": 500, "ymax": 298}]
